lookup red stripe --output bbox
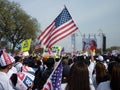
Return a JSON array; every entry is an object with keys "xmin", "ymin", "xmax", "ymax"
[
  {"xmin": 38, "ymin": 22, "xmax": 55, "ymax": 43},
  {"xmin": 41, "ymin": 25, "xmax": 55, "ymax": 44},
  {"xmin": 42, "ymin": 82, "xmax": 52, "ymax": 90},
  {"xmin": 47, "ymin": 82, "xmax": 51, "ymax": 90},
  {"xmin": 38, "ymin": 20, "xmax": 78, "ymax": 48},
  {"xmin": 43, "ymin": 88, "xmax": 47, "ymax": 90},
  {"xmin": 44, "ymin": 20, "xmax": 74, "ymax": 45},
  {"xmin": 38, "ymin": 21, "xmax": 54, "ymax": 39},
  {"xmin": 43, "ymin": 88, "xmax": 48, "ymax": 90},
  {"xmin": 43, "ymin": 26, "xmax": 56, "ymax": 45},
  {"xmin": 45, "ymin": 21, "xmax": 78, "ymax": 47},
  {"xmin": 3, "ymin": 51, "xmax": 12, "ymax": 65},
  {"xmin": 49, "ymin": 20, "xmax": 74, "ymax": 38},
  {"xmin": 48, "ymin": 27, "xmax": 78, "ymax": 48},
  {"xmin": 46, "ymin": 23, "xmax": 76, "ymax": 47}
]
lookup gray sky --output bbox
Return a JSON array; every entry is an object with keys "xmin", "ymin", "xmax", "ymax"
[{"xmin": 9, "ymin": 0, "xmax": 120, "ymax": 51}]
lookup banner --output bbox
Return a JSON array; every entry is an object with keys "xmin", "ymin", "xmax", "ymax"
[
  {"xmin": 82, "ymin": 38, "xmax": 97, "ymax": 52},
  {"xmin": 21, "ymin": 39, "xmax": 31, "ymax": 52},
  {"xmin": 43, "ymin": 46, "xmax": 61, "ymax": 58},
  {"xmin": 16, "ymin": 72, "xmax": 35, "ymax": 90}
]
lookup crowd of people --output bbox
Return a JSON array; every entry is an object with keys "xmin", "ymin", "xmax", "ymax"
[{"xmin": 0, "ymin": 49, "xmax": 120, "ymax": 90}]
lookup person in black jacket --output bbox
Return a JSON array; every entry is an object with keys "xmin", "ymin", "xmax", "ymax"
[{"xmin": 36, "ymin": 57, "xmax": 55, "ymax": 90}]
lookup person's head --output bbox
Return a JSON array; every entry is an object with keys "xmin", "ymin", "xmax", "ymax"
[
  {"xmin": 10, "ymin": 73, "xmax": 17, "ymax": 87},
  {"xmin": 46, "ymin": 57, "xmax": 55, "ymax": 69},
  {"xmin": 90, "ymin": 40, "xmax": 97, "ymax": 47},
  {"xmin": 107, "ymin": 61, "xmax": 116, "ymax": 75},
  {"xmin": 0, "ymin": 50, "xmax": 15, "ymax": 73},
  {"xmin": 66, "ymin": 61, "xmax": 90, "ymax": 90},
  {"xmin": 108, "ymin": 62, "xmax": 120, "ymax": 90},
  {"xmin": 97, "ymin": 55, "xmax": 104, "ymax": 62},
  {"xmin": 95, "ymin": 62, "xmax": 107, "ymax": 74},
  {"xmin": 77, "ymin": 56, "xmax": 90, "ymax": 66},
  {"xmin": 95, "ymin": 62, "xmax": 108, "ymax": 84},
  {"xmin": 14, "ymin": 56, "xmax": 23, "ymax": 63}
]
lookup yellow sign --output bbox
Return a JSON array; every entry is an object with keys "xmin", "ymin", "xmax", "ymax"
[{"xmin": 21, "ymin": 39, "xmax": 31, "ymax": 52}]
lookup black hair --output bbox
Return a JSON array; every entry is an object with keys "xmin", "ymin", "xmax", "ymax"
[
  {"xmin": 10, "ymin": 73, "xmax": 17, "ymax": 87},
  {"xmin": 14, "ymin": 56, "xmax": 22, "ymax": 62},
  {"xmin": 46, "ymin": 58, "xmax": 55, "ymax": 68}
]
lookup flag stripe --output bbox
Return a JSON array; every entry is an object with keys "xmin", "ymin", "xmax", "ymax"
[
  {"xmin": 48, "ymin": 27, "xmax": 78, "ymax": 48},
  {"xmin": 38, "ymin": 21, "xmax": 54, "ymax": 39},
  {"xmin": 47, "ymin": 23, "xmax": 76, "ymax": 44},
  {"xmin": 41, "ymin": 25, "xmax": 55, "ymax": 44},
  {"xmin": 42, "ymin": 82, "xmax": 52, "ymax": 90},
  {"xmin": 38, "ymin": 22, "xmax": 55, "ymax": 43},
  {"xmin": 40, "ymin": 25, "xmax": 55, "ymax": 43},
  {"xmin": 46, "ymin": 20, "xmax": 74, "ymax": 39},
  {"xmin": 46, "ymin": 23, "xmax": 77, "ymax": 47},
  {"xmin": 3, "ymin": 51, "xmax": 12, "ymax": 65},
  {"xmin": 44, "ymin": 20, "xmax": 74, "ymax": 45}
]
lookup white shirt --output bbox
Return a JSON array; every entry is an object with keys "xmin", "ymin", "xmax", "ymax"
[
  {"xmin": 61, "ymin": 83, "xmax": 95, "ymax": 90},
  {"xmin": 97, "ymin": 81, "xmax": 111, "ymax": 90},
  {"xmin": 88, "ymin": 60, "xmax": 96, "ymax": 84},
  {"xmin": 0, "ymin": 72, "xmax": 15, "ymax": 90},
  {"xmin": 7, "ymin": 66, "xmax": 17, "ymax": 78},
  {"xmin": 14, "ymin": 62, "xmax": 23, "ymax": 72}
]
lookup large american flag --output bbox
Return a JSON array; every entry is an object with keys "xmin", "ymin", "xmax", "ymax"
[
  {"xmin": 38, "ymin": 7, "xmax": 78, "ymax": 48},
  {"xmin": 42, "ymin": 60, "xmax": 63, "ymax": 90}
]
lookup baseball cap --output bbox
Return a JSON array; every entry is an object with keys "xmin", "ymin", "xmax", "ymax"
[{"xmin": 97, "ymin": 55, "xmax": 104, "ymax": 61}]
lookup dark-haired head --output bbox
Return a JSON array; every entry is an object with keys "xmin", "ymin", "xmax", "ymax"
[
  {"xmin": 66, "ymin": 61, "xmax": 90, "ymax": 90},
  {"xmin": 109, "ymin": 62, "xmax": 120, "ymax": 90},
  {"xmin": 46, "ymin": 57, "xmax": 55, "ymax": 68}
]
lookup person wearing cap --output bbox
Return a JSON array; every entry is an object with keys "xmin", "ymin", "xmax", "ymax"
[
  {"xmin": 97, "ymin": 55, "xmax": 108, "ymax": 69},
  {"xmin": 14, "ymin": 56, "xmax": 23, "ymax": 72},
  {"xmin": 0, "ymin": 50, "xmax": 15, "ymax": 90}
]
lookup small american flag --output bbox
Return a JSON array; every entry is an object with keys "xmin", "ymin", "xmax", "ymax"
[
  {"xmin": 34, "ymin": 43, "xmax": 41, "ymax": 50},
  {"xmin": 38, "ymin": 6, "xmax": 78, "ymax": 48},
  {"xmin": 42, "ymin": 60, "xmax": 63, "ymax": 90}
]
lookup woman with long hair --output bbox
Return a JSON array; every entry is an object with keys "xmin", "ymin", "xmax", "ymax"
[
  {"xmin": 109, "ymin": 62, "xmax": 120, "ymax": 90},
  {"xmin": 97, "ymin": 61, "xmax": 120, "ymax": 90},
  {"xmin": 93, "ymin": 62, "xmax": 109, "ymax": 88},
  {"xmin": 61, "ymin": 61, "xmax": 95, "ymax": 90}
]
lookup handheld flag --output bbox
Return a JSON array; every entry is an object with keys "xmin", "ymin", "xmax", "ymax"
[
  {"xmin": 38, "ymin": 7, "xmax": 78, "ymax": 48},
  {"xmin": 42, "ymin": 60, "xmax": 63, "ymax": 90}
]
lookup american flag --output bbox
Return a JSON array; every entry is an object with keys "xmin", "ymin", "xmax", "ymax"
[
  {"xmin": 34, "ymin": 43, "xmax": 41, "ymax": 50},
  {"xmin": 38, "ymin": 7, "xmax": 78, "ymax": 48},
  {"xmin": 42, "ymin": 60, "xmax": 63, "ymax": 90}
]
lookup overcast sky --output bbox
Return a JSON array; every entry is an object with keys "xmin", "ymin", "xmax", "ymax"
[{"xmin": 9, "ymin": 0, "xmax": 120, "ymax": 51}]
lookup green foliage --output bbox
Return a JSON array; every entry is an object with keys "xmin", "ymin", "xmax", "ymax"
[{"xmin": 0, "ymin": 0, "xmax": 41, "ymax": 53}]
